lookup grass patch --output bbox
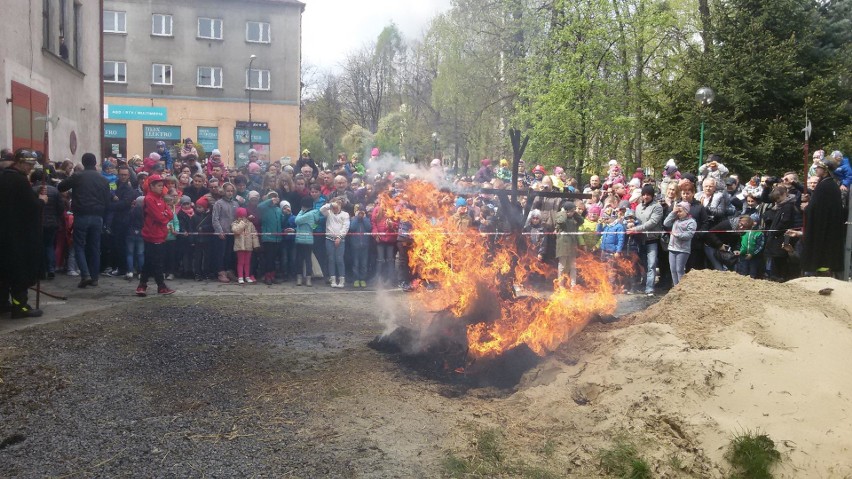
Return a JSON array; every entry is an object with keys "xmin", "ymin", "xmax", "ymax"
[
  {"xmin": 725, "ymin": 430, "xmax": 781, "ymax": 479},
  {"xmin": 442, "ymin": 428, "xmax": 556, "ymax": 479},
  {"xmin": 598, "ymin": 437, "xmax": 652, "ymax": 479}
]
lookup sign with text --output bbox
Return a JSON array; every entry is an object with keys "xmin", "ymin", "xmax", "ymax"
[
  {"xmin": 143, "ymin": 125, "xmax": 181, "ymax": 140},
  {"xmin": 197, "ymin": 127, "xmax": 219, "ymax": 153},
  {"xmin": 233, "ymin": 128, "xmax": 270, "ymax": 144},
  {"xmin": 236, "ymin": 121, "xmax": 268, "ymax": 129},
  {"xmin": 104, "ymin": 123, "xmax": 127, "ymax": 138},
  {"xmin": 105, "ymin": 104, "xmax": 167, "ymax": 121}
]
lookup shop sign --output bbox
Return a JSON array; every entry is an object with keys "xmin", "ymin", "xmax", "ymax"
[
  {"xmin": 143, "ymin": 125, "xmax": 181, "ymax": 140},
  {"xmin": 105, "ymin": 104, "xmax": 167, "ymax": 121},
  {"xmin": 104, "ymin": 123, "xmax": 127, "ymax": 138}
]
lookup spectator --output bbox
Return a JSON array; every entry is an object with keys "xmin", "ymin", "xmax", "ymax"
[
  {"xmin": 232, "ymin": 207, "xmax": 260, "ymax": 284},
  {"xmin": 294, "ymin": 196, "xmax": 322, "ymax": 286},
  {"xmin": 349, "ymin": 204, "xmax": 372, "ymax": 288},
  {"xmin": 257, "ymin": 192, "xmax": 283, "ymax": 285},
  {"xmin": 664, "ymin": 201, "xmax": 697, "ymax": 286},
  {"xmin": 321, "ymin": 197, "xmax": 351, "ymax": 288},
  {"xmin": 628, "ymin": 184, "xmax": 664, "ymax": 296},
  {"xmin": 799, "ymin": 154, "xmax": 845, "ymax": 275},
  {"xmin": 212, "ymin": 183, "xmax": 239, "ymax": 283},
  {"xmin": 135, "ymin": 175, "xmax": 175, "ymax": 296},
  {"xmin": 554, "ymin": 201, "xmax": 583, "ymax": 288},
  {"xmin": 58, "ymin": 152, "xmax": 111, "ymax": 288}
]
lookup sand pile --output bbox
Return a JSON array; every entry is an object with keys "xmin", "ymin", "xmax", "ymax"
[{"xmin": 506, "ymin": 271, "xmax": 852, "ymax": 477}]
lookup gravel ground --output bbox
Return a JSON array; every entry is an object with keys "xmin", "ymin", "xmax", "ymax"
[
  {"xmin": 0, "ymin": 286, "xmax": 658, "ymax": 478},
  {"xmin": 0, "ymin": 295, "xmax": 385, "ymax": 478}
]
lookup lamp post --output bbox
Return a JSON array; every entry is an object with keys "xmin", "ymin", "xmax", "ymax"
[
  {"xmin": 248, "ymin": 55, "xmax": 257, "ymax": 150},
  {"xmin": 431, "ymin": 131, "xmax": 438, "ymax": 159},
  {"xmin": 695, "ymin": 86, "xmax": 714, "ymax": 169}
]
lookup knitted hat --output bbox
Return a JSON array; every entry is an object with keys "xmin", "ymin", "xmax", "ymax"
[
  {"xmin": 455, "ymin": 197, "xmax": 467, "ymax": 207},
  {"xmin": 588, "ymin": 204, "xmax": 602, "ymax": 216},
  {"xmin": 280, "ymin": 200, "xmax": 291, "ymax": 210},
  {"xmin": 641, "ymin": 184, "xmax": 656, "ymax": 196},
  {"xmin": 147, "ymin": 174, "xmax": 164, "ymax": 184},
  {"xmin": 236, "ymin": 207, "xmax": 248, "ymax": 218},
  {"xmin": 180, "ymin": 195, "xmax": 191, "ymax": 204},
  {"xmin": 211, "ymin": 149, "xmax": 221, "ymax": 156},
  {"xmin": 499, "ymin": 159, "xmax": 509, "ymax": 167},
  {"xmin": 431, "ymin": 158, "xmax": 442, "ymax": 167},
  {"xmin": 265, "ymin": 191, "xmax": 279, "ymax": 199},
  {"xmin": 371, "ymin": 147, "xmax": 380, "ymax": 157},
  {"xmin": 554, "ymin": 166, "xmax": 564, "ymax": 175},
  {"xmin": 480, "ymin": 158, "xmax": 491, "ymax": 167},
  {"xmin": 618, "ymin": 200, "xmax": 631, "ymax": 210},
  {"xmin": 628, "ymin": 177, "xmax": 641, "ymax": 188},
  {"xmin": 677, "ymin": 201, "xmax": 691, "ymax": 212},
  {"xmin": 196, "ymin": 197, "xmax": 209, "ymax": 209},
  {"xmin": 248, "ymin": 162, "xmax": 261, "ymax": 174},
  {"xmin": 149, "ymin": 152, "xmax": 161, "ymax": 161},
  {"xmin": 248, "ymin": 190, "xmax": 260, "ymax": 200}
]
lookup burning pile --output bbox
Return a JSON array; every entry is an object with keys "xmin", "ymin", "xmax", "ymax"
[{"xmin": 371, "ymin": 180, "xmax": 625, "ymax": 384}]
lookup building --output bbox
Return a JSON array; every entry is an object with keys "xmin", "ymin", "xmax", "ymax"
[
  {"xmin": 1, "ymin": 0, "xmax": 102, "ymax": 161},
  {"xmin": 102, "ymin": 0, "xmax": 303, "ymax": 167}
]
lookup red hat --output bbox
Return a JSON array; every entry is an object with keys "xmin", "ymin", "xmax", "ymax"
[
  {"xmin": 196, "ymin": 197, "xmax": 209, "ymax": 209},
  {"xmin": 147, "ymin": 174, "xmax": 164, "ymax": 184},
  {"xmin": 533, "ymin": 165, "xmax": 546, "ymax": 174},
  {"xmin": 236, "ymin": 207, "xmax": 248, "ymax": 218},
  {"xmin": 481, "ymin": 158, "xmax": 491, "ymax": 167}
]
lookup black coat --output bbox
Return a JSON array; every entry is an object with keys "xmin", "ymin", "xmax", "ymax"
[
  {"xmin": 0, "ymin": 167, "xmax": 43, "ymax": 285},
  {"xmin": 800, "ymin": 176, "xmax": 845, "ymax": 272},
  {"xmin": 762, "ymin": 197, "xmax": 797, "ymax": 258},
  {"xmin": 57, "ymin": 169, "xmax": 111, "ymax": 217}
]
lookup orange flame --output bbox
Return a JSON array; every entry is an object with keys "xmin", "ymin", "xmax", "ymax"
[{"xmin": 382, "ymin": 180, "xmax": 627, "ymax": 359}]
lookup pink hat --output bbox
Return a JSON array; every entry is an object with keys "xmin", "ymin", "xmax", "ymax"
[
  {"xmin": 554, "ymin": 166, "xmax": 564, "ymax": 175},
  {"xmin": 248, "ymin": 162, "xmax": 261, "ymax": 174},
  {"xmin": 588, "ymin": 204, "xmax": 602, "ymax": 216},
  {"xmin": 236, "ymin": 207, "xmax": 248, "ymax": 218},
  {"xmin": 677, "ymin": 201, "xmax": 691, "ymax": 212},
  {"xmin": 371, "ymin": 148, "xmax": 380, "ymax": 157}
]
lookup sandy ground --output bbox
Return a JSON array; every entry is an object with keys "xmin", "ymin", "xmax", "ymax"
[{"xmin": 1, "ymin": 272, "xmax": 851, "ymax": 477}]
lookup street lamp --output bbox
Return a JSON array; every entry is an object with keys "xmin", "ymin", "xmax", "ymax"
[
  {"xmin": 248, "ymin": 54, "xmax": 257, "ymax": 150},
  {"xmin": 431, "ymin": 131, "xmax": 438, "ymax": 159},
  {"xmin": 695, "ymin": 86, "xmax": 714, "ymax": 169}
]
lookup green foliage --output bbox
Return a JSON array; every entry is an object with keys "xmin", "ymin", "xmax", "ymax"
[
  {"xmin": 442, "ymin": 428, "xmax": 557, "ymax": 479},
  {"xmin": 341, "ymin": 124, "xmax": 374, "ymax": 159},
  {"xmin": 300, "ymin": 118, "xmax": 329, "ymax": 164},
  {"xmin": 725, "ymin": 431, "xmax": 781, "ymax": 479},
  {"xmin": 598, "ymin": 437, "xmax": 652, "ymax": 479}
]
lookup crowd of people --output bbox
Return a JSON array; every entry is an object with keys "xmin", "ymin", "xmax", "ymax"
[{"xmin": 1, "ymin": 140, "xmax": 850, "ymax": 319}]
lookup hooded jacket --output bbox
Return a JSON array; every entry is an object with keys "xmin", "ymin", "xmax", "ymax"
[{"xmin": 141, "ymin": 188, "xmax": 173, "ymax": 243}]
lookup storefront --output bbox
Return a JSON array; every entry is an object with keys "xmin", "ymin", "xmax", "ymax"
[
  {"xmin": 142, "ymin": 124, "xmax": 181, "ymax": 158},
  {"xmin": 103, "ymin": 123, "xmax": 127, "ymax": 159},
  {"xmin": 233, "ymin": 121, "xmax": 270, "ymax": 167}
]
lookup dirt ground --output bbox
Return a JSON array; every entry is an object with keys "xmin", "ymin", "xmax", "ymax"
[{"xmin": 1, "ymin": 274, "xmax": 850, "ymax": 477}]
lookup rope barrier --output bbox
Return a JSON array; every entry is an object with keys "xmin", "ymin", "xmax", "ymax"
[{"xmin": 172, "ymin": 227, "xmax": 802, "ymax": 237}]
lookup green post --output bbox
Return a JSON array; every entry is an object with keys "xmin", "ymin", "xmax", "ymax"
[{"xmin": 698, "ymin": 120, "xmax": 705, "ymax": 170}]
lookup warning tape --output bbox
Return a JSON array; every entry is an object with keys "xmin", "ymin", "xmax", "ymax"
[{"xmin": 172, "ymin": 227, "xmax": 802, "ymax": 237}]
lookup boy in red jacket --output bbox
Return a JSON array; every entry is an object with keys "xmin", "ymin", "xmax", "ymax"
[{"xmin": 136, "ymin": 175, "xmax": 175, "ymax": 296}]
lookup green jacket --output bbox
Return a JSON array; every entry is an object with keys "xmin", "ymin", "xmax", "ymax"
[
  {"xmin": 739, "ymin": 230, "xmax": 764, "ymax": 256},
  {"xmin": 257, "ymin": 199, "xmax": 283, "ymax": 243}
]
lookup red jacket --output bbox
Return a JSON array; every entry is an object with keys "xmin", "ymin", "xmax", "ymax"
[
  {"xmin": 370, "ymin": 206, "xmax": 398, "ymax": 244},
  {"xmin": 142, "ymin": 192, "xmax": 173, "ymax": 243}
]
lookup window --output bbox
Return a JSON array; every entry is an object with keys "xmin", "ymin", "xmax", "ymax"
[
  {"xmin": 246, "ymin": 21, "xmax": 270, "ymax": 43},
  {"xmin": 197, "ymin": 17, "xmax": 223, "ymax": 39},
  {"xmin": 197, "ymin": 66, "xmax": 223, "ymax": 88},
  {"xmin": 104, "ymin": 61, "xmax": 127, "ymax": 83},
  {"xmin": 104, "ymin": 10, "xmax": 126, "ymax": 33},
  {"xmin": 152, "ymin": 64, "xmax": 173, "ymax": 85},
  {"xmin": 246, "ymin": 69, "xmax": 270, "ymax": 90},
  {"xmin": 152, "ymin": 14, "xmax": 173, "ymax": 36}
]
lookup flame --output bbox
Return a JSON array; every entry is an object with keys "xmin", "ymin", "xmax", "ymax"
[{"xmin": 382, "ymin": 180, "xmax": 628, "ymax": 359}]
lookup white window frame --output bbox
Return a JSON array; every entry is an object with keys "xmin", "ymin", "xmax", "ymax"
[
  {"xmin": 197, "ymin": 66, "xmax": 223, "ymax": 88},
  {"xmin": 152, "ymin": 63, "xmax": 173, "ymax": 85},
  {"xmin": 152, "ymin": 14, "xmax": 173, "ymax": 36},
  {"xmin": 103, "ymin": 10, "xmax": 126, "ymax": 34},
  {"xmin": 246, "ymin": 69, "xmax": 271, "ymax": 91},
  {"xmin": 197, "ymin": 17, "xmax": 223, "ymax": 40},
  {"xmin": 104, "ymin": 61, "xmax": 127, "ymax": 83},
  {"xmin": 246, "ymin": 21, "xmax": 271, "ymax": 43}
]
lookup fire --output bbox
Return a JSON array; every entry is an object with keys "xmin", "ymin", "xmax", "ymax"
[{"xmin": 382, "ymin": 180, "xmax": 627, "ymax": 359}]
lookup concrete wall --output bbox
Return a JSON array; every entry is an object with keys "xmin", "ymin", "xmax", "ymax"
[
  {"xmin": 101, "ymin": 0, "xmax": 302, "ymax": 162},
  {"xmin": 0, "ymin": 0, "xmax": 102, "ymax": 162}
]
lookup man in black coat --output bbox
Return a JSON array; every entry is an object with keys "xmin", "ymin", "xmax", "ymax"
[
  {"xmin": 0, "ymin": 149, "xmax": 45, "ymax": 318},
  {"xmin": 58, "ymin": 152, "xmax": 111, "ymax": 288},
  {"xmin": 800, "ymin": 157, "xmax": 845, "ymax": 274}
]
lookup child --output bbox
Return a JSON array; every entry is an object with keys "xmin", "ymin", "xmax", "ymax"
[
  {"xmin": 349, "ymin": 203, "xmax": 372, "ymax": 287},
  {"xmin": 126, "ymin": 195, "xmax": 145, "ymax": 280},
  {"xmin": 579, "ymin": 204, "xmax": 601, "ymax": 253},
  {"xmin": 176, "ymin": 196, "xmax": 194, "ymax": 278},
  {"xmin": 136, "ymin": 175, "xmax": 175, "ymax": 296},
  {"xmin": 495, "ymin": 159, "xmax": 512, "ymax": 182},
  {"xmin": 163, "ymin": 194, "xmax": 179, "ymax": 280},
  {"xmin": 622, "ymin": 209, "xmax": 643, "ymax": 293},
  {"xmin": 257, "ymin": 192, "xmax": 283, "ymax": 285},
  {"xmin": 295, "ymin": 196, "xmax": 322, "ymax": 286},
  {"xmin": 231, "ymin": 207, "xmax": 260, "ymax": 284},
  {"xmin": 735, "ymin": 215, "xmax": 764, "ymax": 278},
  {"xmin": 598, "ymin": 211, "xmax": 625, "ymax": 260},
  {"xmin": 212, "ymin": 182, "xmax": 239, "ymax": 283},
  {"xmin": 663, "ymin": 201, "xmax": 697, "ymax": 286},
  {"xmin": 190, "ymin": 196, "xmax": 213, "ymax": 281},
  {"xmin": 554, "ymin": 201, "xmax": 583, "ymax": 288},
  {"xmin": 320, "ymin": 197, "xmax": 351, "ymax": 288},
  {"xmin": 279, "ymin": 200, "xmax": 296, "ymax": 281}
]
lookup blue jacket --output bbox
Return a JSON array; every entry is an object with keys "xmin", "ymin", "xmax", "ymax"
[
  {"xmin": 281, "ymin": 213, "xmax": 296, "ymax": 245},
  {"xmin": 598, "ymin": 221, "xmax": 625, "ymax": 253},
  {"xmin": 349, "ymin": 215, "xmax": 372, "ymax": 249},
  {"xmin": 295, "ymin": 209, "xmax": 321, "ymax": 245},
  {"xmin": 835, "ymin": 156, "xmax": 852, "ymax": 188},
  {"xmin": 257, "ymin": 199, "xmax": 283, "ymax": 243}
]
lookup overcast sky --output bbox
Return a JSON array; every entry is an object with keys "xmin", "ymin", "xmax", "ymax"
[{"xmin": 301, "ymin": 0, "xmax": 453, "ymax": 72}]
